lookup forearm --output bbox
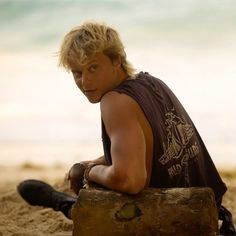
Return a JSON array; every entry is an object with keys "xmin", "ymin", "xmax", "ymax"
[
  {"xmin": 81, "ymin": 155, "xmax": 106, "ymax": 165},
  {"xmin": 92, "ymin": 155, "xmax": 106, "ymax": 165},
  {"xmin": 88, "ymin": 164, "xmax": 144, "ymax": 194}
]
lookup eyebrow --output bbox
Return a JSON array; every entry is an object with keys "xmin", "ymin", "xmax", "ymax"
[
  {"xmin": 70, "ymin": 59, "xmax": 99, "ymax": 73},
  {"xmin": 87, "ymin": 59, "xmax": 98, "ymax": 65}
]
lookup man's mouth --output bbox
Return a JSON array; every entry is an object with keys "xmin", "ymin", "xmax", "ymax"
[{"xmin": 84, "ymin": 89, "xmax": 97, "ymax": 95}]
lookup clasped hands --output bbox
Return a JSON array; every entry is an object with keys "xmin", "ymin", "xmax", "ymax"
[{"xmin": 67, "ymin": 162, "xmax": 99, "ymax": 195}]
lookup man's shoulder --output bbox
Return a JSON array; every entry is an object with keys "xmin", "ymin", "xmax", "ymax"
[
  {"xmin": 115, "ymin": 72, "xmax": 160, "ymax": 91},
  {"xmin": 101, "ymin": 91, "xmax": 137, "ymax": 110},
  {"xmin": 100, "ymin": 91, "xmax": 140, "ymax": 118}
]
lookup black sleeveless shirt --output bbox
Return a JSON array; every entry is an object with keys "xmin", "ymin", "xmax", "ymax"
[{"xmin": 101, "ymin": 72, "xmax": 227, "ymax": 203}]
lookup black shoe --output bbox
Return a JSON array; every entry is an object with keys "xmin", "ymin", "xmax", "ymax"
[
  {"xmin": 219, "ymin": 205, "xmax": 236, "ymax": 235},
  {"xmin": 17, "ymin": 179, "xmax": 76, "ymax": 218}
]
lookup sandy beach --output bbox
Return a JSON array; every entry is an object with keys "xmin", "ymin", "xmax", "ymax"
[
  {"xmin": 0, "ymin": 164, "xmax": 74, "ymax": 236},
  {"xmin": 0, "ymin": 163, "xmax": 235, "ymax": 236}
]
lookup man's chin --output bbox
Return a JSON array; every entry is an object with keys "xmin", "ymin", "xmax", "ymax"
[{"xmin": 87, "ymin": 97, "xmax": 101, "ymax": 104}]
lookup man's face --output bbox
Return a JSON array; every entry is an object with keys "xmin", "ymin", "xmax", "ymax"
[{"xmin": 69, "ymin": 53, "xmax": 121, "ymax": 103}]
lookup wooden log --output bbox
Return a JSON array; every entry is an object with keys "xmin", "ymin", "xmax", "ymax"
[{"xmin": 72, "ymin": 187, "xmax": 218, "ymax": 236}]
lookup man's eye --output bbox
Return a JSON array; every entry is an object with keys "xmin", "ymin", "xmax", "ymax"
[
  {"xmin": 73, "ymin": 72, "xmax": 82, "ymax": 80},
  {"xmin": 89, "ymin": 64, "xmax": 98, "ymax": 73}
]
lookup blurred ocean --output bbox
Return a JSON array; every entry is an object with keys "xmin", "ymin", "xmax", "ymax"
[{"xmin": 0, "ymin": 0, "xmax": 235, "ymax": 168}]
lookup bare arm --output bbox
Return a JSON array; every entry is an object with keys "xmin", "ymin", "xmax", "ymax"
[
  {"xmin": 67, "ymin": 155, "xmax": 106, "ymax": 194},
  {"xmin": 81, "ymin": 155, "xmax": 106, "ymax": 165},
  {"xmin": 88, "ymin": 92, "xmax": 147, "ymax": 194}
]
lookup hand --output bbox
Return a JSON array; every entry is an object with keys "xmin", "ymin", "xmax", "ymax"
[{"xmin": 67, "ymin": 163, "xmax": 87, "ymax": 195}]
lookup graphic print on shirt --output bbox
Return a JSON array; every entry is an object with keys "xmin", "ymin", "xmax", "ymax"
[{"xmin": 158, "ymin": 109, "xmax": 199, "ymax": 178}]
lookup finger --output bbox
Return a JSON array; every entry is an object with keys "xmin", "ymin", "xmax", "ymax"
[{"xmin": 70, "ymin": 179, "xmax": 80, "ymax": 195}]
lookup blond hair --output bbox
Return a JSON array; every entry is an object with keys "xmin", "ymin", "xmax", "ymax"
[{"xmin": 58, "ymin": 21, "xmax": 135, "ymax": 77}]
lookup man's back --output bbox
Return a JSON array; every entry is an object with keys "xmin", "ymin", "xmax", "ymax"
[{"xmin": 102, "ymin": 72, "xmax": 227, "ymax": 205}]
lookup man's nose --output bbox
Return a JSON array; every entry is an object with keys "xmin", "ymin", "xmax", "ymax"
[{"xmin": 81, "ymin": 73, "xmax": 92, "ymax": 88}]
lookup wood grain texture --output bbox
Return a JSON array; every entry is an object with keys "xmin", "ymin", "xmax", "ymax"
[{"xmin": 72, "ymin": 187, "xmax": 218, "ymax": 236}]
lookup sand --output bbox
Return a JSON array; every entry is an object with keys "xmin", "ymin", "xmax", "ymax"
[
  {"xmin": 0, "ymin": 164, "xmax": 235, "ymax": 236},
  {"xmin": 0, "ymin": 164, "xmax": 73, "ymax": 236}
]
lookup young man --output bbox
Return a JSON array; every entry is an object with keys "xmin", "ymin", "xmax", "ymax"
[{"xmin": 18, "ymin": 21, "xmax": 235, "ymax": 235}]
